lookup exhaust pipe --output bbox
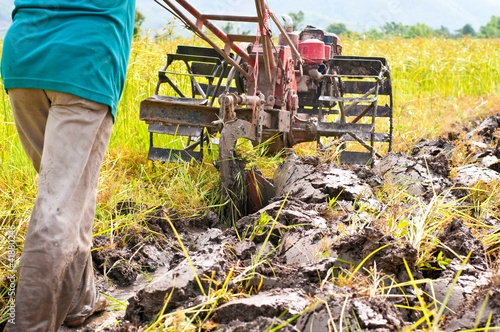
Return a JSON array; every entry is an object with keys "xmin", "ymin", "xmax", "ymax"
[{"xmin": 281, "ymin": 14, "xmax": 293, "ymax": 32}]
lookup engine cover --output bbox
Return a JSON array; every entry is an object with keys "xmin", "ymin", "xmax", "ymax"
[{"xmin": 299, "ymin": 39, "xmax": 325, "ymax": 64}]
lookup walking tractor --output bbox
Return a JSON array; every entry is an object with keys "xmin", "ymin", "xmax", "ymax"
[{"xmin": 140, "ymin": 0, "xmax": 394, "ymax": 219}]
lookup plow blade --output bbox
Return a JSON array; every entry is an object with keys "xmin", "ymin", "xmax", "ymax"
[{"xmin": 148, "ymin": 146, "xmax": 203, "ymax": 163}]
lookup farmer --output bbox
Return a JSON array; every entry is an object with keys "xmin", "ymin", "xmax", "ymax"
[{"xmin": 1, "ymin": 1, "xmax": 136, "ymax": 330}]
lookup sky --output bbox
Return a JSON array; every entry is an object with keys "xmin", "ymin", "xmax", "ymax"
[
  {"xmin": 136, "ymin": 0, "xmax": 500, "ymax": 36},
  {"xmin": 1, "ymin": 0, "xmax": 499, "ymax": 37}
]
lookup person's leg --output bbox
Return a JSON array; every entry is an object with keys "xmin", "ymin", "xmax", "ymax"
[
  {"xmin": 62, "ymin": 95, "xmax": 114, "ymax": 323},
  {"xmin": 64, "ymin": 252, "xmax": 101, "ymax": 325},
  {"xmin": 5, "ymin": 89, "xmax": 113, "ymax": 332},
  {"xmin": 8, "ymin": 88, "xmax": 50, "ymax": 172}
]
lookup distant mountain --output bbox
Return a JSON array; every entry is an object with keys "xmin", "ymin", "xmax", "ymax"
[{"xmin": 137, "ymin": 0, "xmax": 500, "ymax": 36}]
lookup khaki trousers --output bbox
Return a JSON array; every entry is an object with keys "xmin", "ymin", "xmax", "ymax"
[{"xmin": 5, "ymin": 88, "xmax": 113, "ymax": 331}]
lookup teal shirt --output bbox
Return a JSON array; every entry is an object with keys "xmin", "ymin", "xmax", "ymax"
[{"xmin": 1, "ymin": 1, "xmax": 136, "ymax": 118}]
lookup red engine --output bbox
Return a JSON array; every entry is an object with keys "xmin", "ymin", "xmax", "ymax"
[
  {"xmin": 275, "ymin": 24, "xmax": 342, "ymax": 107},
  {"xmin": 299, "ymin": 39, "xmax": 325, "ymax": 64}
]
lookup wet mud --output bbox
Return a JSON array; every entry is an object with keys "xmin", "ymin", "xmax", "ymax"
[{"xmin": 61, "ymin": 115, "xmax": 500, "ymax": 331}]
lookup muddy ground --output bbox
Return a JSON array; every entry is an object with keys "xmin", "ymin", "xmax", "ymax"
[{"xmin": 63, "ymin": 115, "xmax": 500, "ymax": 331}]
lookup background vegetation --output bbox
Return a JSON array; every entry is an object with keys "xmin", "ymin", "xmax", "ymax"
[
  {"xmin": 133, "ymin": 8, "xmax": 500, "ymax": 41},
  {"xmin": 284, "ymin": 10, "xmax": 500, "ymax": 39}
]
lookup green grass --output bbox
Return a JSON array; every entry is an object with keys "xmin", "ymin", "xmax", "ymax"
[
  {"xmin": 1, "ymin": 36, "xmax": 500, "ymax": 328},
  {"xmin": 342, "ymin": 37, "xmax": 500, "ymax": 151}
]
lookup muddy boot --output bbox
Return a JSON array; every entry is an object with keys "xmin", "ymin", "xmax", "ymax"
[{"xmin": 64, "ymin": 296, "xmax": 109, "ymax": 327}]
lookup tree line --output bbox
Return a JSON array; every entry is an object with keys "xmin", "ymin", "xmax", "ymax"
[
  {"xmin": 133, "ymin": 9, "xmax": 500, "ymax": 40},
  {"xmin": 290, "ymin": 11, "xmax": 500, "ymax": 39}
]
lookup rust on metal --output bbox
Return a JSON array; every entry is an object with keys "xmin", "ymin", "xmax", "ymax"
[
  {"xmin": 200, "ymin": 14, "xmax": 259, "ymax": 22},
  {"xmin": 168, "ymin": 0, "xmax": 251, "ymax": 63},
  {"xmin": 140, "ymin": 97, "xmax": 255, "ymax": 128},
  {"xmin": 159, "ymin": 0, "xmax": 252, "ymax": 80}
]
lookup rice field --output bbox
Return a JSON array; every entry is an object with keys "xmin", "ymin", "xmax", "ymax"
[{"xmin": 0, "ymin": 36, "xmax": 499, "ymax": 325}]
